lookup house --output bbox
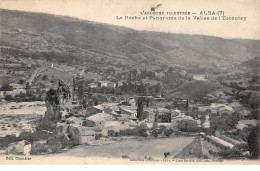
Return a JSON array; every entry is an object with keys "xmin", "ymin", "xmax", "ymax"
[
  {"xmin": 102, "ymin": 121, "xmax": 131, "ymax": 135},
  {"xmin": 210, "ymin": 103, "xmax": 234, "ymax": 115},
  {"xmin": 88, "ymin": 83, "xmax": 98, "ymax": 88},
  {"xmin": 85, "ymin": 113, "xmax": 114, "ymax": 128},
  {"xmin": 98, "ymin": 81, "xmax": 108, "ymax": 87},
  {"xmin": 237, "ymin": 120, "xmax": 258, "ymax": 130},
  {"xmin": 171, "ymin": 109, "xmax": 196, "ymax": 127},
  {"xmin": 102, "ymin": 103, "xmax": 120, "ymax": 114},
  {"xmin": 77, "ymin": 127, "xmax": 97, "ymax": 144},
  {"xmin": 120, "ymin": 106, "xmax": 137, "ymax": 117},
  {"xmin": 86, "ymin": 105, "xmax": 104, "ymax": 116},
  {"xmin": 117, "ymin": 81, "xmax": 124, "ymax": 87},
  {"xmin": 0, "ymin": 83, "xmax": 26, "ymax": 97},
  {"xmin": 230, "ymin": 101, "xmax": 243, "ymax": 111},
  {"xmin": 107, "ymin": 82, "xmax": 116, "ymax": 88},
  {"xmin": 202, "ymin": 115, "xmax": 210, "ymax": 128},
  {"xmin": 174, "ymin": 99, "xmax": 188, "ymax": 110}
]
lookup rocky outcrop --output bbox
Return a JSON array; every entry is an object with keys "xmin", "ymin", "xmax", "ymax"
[
  {"xmin": 44, "ymin": 80, "xmax": 71, "ymax": 121},
  {"xmin": 7, "ymin": 140, "xmax": 31, "ymax": 155}
]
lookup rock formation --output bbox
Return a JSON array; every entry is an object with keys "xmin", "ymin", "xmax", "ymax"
[{"xmin": 44, "ymin": 80, "xmax": 71, "ymax": 121}]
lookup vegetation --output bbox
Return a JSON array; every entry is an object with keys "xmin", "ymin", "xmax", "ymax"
[
  {"xmin": 248, "ymin": 124, "xmax": 259, "ymax": 158},
  {"xmin": 177, "ymin": 120, "xmax": 198, "ymax": 132},
  {"xmin": 1, "ymin": 84, "xmax": 13, "ymax": 91},
  {"xmin": 209, "ymin": 113, "xmax": 240, "ymax": 132}
]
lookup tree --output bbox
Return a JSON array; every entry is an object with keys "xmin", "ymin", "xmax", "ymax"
[
  {"xmin": 82, "ymin": 98, "xmax": 87, "ymax": 109},
  {"xmin": 158, "ymin": 125, "xmax": 167, "ymax": 133},
  {"xmin": 1, "ymin": 84, "xmax": 13, "ymax": 91},
  {"xmin": 137, "ymin": 98, "xmax": 144, "ymax": 120},
  {"xmin": 251, "ymin": 110, "xmax": 259, "ymax": 120},
  {"xmin": 210, "ymin": 113, "xmax": 240, "ymax": 132},
  {"xmin": 155, "ymin": 83, "xmax": 162, "ymax": 96},
  {"xmin": 5, "ymin": 95, "xmax": 13, "ymax": 101},
  {"xmin": 78, "ymin": 80, "xmax": 84, "ymax": 99},
  {"xmin": 164, "ymin": 129, "xmax": 174, "ymax": 138},
  {"xmin": 249, "ymin": 94, "xmax": 260, "ymax": 109},
  {"xmin": 177, "ymin": 120, "xmax": 198, "ymax": 132},
  {"xmin": 107, "ymin": 130, "xmax": 115, "ymax": 136},
  {"xmin": 138, "ymin": 123, "xmax": 148, "ymax": 138},
  {"xmin": 151, "ymin": 122, "xmax": 158, "ymax": 130},
  {"xmin": 42, "ymin": 75, "xmax": 48, "ymax": 81},
  {"xmin": 248, "ymin": 125, "xmax": 259, "ymax": 159},
  {"xmin": 18, "ymin": 79, "xmax": 24, "ymax": 84},
  {"xmin": 151, "ymin": 129, "xmax": 159, "ymax": 138}
]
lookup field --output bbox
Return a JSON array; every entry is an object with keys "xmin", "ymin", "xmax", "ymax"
[
  {"xmin": 47, "ymin": 136, "xmax": 195, "ymax": 160},
  {"xmin": 0, "ymin": 101, "xmax": 46, "ymax": 137},
  {"xmin": 174, "ymin": 137, "xmax": 203, "ymax": 159}
]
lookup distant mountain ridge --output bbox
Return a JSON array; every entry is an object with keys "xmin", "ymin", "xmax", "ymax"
[{"xmin": 1, "ymin": 9, "xmax": 260, "ymax": 68}]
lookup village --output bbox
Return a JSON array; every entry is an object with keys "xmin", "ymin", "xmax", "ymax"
[{"xmin": 0, "ymin": 57, "xmax": 258, "ymax": 160}]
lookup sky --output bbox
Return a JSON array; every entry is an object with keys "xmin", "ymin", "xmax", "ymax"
[{"xmin": 0, "ymin": 0, "xmax": 260, "ymax": 40}]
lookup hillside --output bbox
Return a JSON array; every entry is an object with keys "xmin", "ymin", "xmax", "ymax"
[
  {"xmin": 240, "ymin": 57, "xmax": 260, "ymax": 74},
  {"xmin": 1, "ymin": 9, "xmax": 260, "ymax": 69},
  {"xmin": 167, "ymin": 80, "xmax": 220, "ymax": 100}
]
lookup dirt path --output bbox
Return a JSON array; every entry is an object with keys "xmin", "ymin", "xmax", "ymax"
[{"xmin": 26, "ymin": 67, "xmax": 46, "ymax": 84}]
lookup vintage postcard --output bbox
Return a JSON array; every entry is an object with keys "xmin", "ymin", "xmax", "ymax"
[{"xmin": 0, "ymin": 0, "xmax": 259, "ymax": 165}]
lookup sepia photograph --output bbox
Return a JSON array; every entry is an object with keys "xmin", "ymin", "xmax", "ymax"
[{"xmin": 0, "ymin": 0, "xmax": 259, "ymax": 165}]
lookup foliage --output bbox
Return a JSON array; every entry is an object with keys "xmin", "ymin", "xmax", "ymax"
[
  {"xmin": 1, "ymin": 84, "xmax": 13, "ymax": 91},
  {"xmin": 174, "ymin": 80, "xmax": 219, "ymax": 100},
  {"xmin": 164, "ymin": 129, "xmax": 174, "ymax": 137},
  {"xmin": 247, "ymin": 124, "xmax": 259, "ymax": 159},
  {"xmin": 42, "ymin": 75, "xmax": 48, "ymax": 81},
  {"xmin": 151, "ymin": 129, "xmax": 159, "ymax": 138},
  {"xmin": 95, "ymin": 134, "xmax": 102, "ymax": 140},
  {"xmin": 251, "ymin": 109, "xmax": 259, "ymax": 120},
  {"xmin": 138, "ymin": 123, "xmax": 148, "ymax": 138},
  {"xmin": 107, "ymin": 130, "xmax": 115, "ymax": 136},
  {"xmin": 119, "ymin": 124, "xmax": 148, "ymax": 137},
  {"xmin": 5, "ymin": 95, "xmax": 13, "ymax": 101},
  {"xmin": 210, "ymin": 112, "xmax": 240, "ymax": 132},
  {"xmin": 36, "ymin": 121, "xmax": 57, "ymax": 132},
  {"xmin": 0, "ymin": 134, "xmax": 17, "ymax": 149},
  {"xmin": 217, "ymin": 144, "xmax": 249, "ymax": 159},
  {"xmin": 177, "ymin": 120, "xmax": 198, "ymax": 132},
  {"xmin": 151, "ymin": 122, "xmax": 158, "ymax": 130},
  {"xmin": 158, "ymin": 113, "xmax": 171, "ymax": 122}
]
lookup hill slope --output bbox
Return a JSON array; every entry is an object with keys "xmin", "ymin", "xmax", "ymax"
[{"xmin": 1, "ymin": 9, "xmax": 260, "ymax": 68}]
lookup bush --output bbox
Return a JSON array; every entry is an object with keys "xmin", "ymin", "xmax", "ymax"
[
  {"xmin": 177, "ymin": 120, "xmax": 198, "ymax": 132},
  {"xmin": 139, "ymin": 123, "xmax": 148, "ymax": 131},
  {"xmin": 151, "ymin": 122, "xmax": 158, "ymax": 130},
  {"xmin": 107, "ymin": 130, "xmax": 115, "ymax": 136},
  {"xmin": 248, "ymin": 125, "xmax": 259, "ymax": 158},
  {"xmin": 251, "ymin": 110, "xmax": 259, "ymax": 120},
  {"xmin": 0, "ymin": 134, "xmax": 17, "ymax": 148},
  {"xmin": 164, "ymin": 129, "xmax": 174, "ymax": 137},
  {"xmin": 119, "ymin": 128, "xmax": 139, "ymax": 136},
  {"xmin": 36, "ymin": 121, "xmax": 57, "ymax": 132},
  {"xmin": 151, "ymin": 129, "xmax": 159, "ymax": 138},
  {"xmin": 95, "ymin": 134, "xmax": 102, "ymax": 140},
  {"xmin": 1, "ymin": 84, "xmax": 13, "ymax": 91},
  {"xmin": 5, "ymin": 95, "xmax": 13, "ymax": 101}
]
